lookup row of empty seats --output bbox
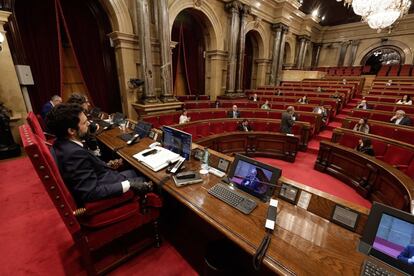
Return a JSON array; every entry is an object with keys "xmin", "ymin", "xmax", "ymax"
[
  {"xmin": 342, "ymin": 117, "xmax": 414, "ymax": 145},
  {"xmin": 377, "ymin": 64, "xmax": 414, "ymax": 77},
  {"xmin": 333, "ymin": 128, "xmax": 414, "ymax": 180},
  {"xmin": 313, "ymin": 66, "xmax": 367, "ymax": 76}
]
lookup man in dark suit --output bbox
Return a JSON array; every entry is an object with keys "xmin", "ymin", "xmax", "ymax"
[
  {"xmin": 46, "ymin": 103, "xmax": 151, "ymax": 205},
  {"xmin": 280, "ymin": 106, "xmax": 296, "ymax": 134},
  {"xmin": 227, "ymin": 105, "xmax": 241, "ymax": 118},
  {"xmin": 397, "ymin": 244, "xmax": 414, "ymax": 264},
  {"xmin": 238, "ymin": 119, "xmax": 252, "ymax": 132},
  {"xmin": 40, "ymin": 95, "xmax": 62, "ymax": 121},
  {"xmin": 390, "ymin": 110, "xmax": 412, "ymax": 126}
]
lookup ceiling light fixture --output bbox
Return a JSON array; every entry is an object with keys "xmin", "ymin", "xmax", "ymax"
[{"xmin": 337, "ymin": 0, "xmax": 411, "ymax": 31}]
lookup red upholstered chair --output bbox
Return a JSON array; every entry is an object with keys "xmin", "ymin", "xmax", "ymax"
[
  {"xmin": 251, "ymin": 121, "xmax": 268, "ymax": 131},
  {"xmin": 26, "ymin": 112, "xmax": 55, "ymax": 144},
  {"xmin": 338, "ymin": 133, "xmax": 359, "ymax": 149},
  {"xmin": 142, "ymin": 116, "xmax": 160, "ymax": 128},
  {"xmin": 159, "ymin": 113, "xmax": 178, "ymax": 126},
  {"xmin": 209, "ymin": 121, "xmax": 224, "ymax": 134},
  {"xmin": 393, "ymin": 128, "xmax": 414, "ymax": 144},
  {"xmin": 370, "ymin": 124, "xmax": 393, "ymax": 138},
  {"xmin": 383, "ymin": 144, "xmax": 414, "ymax": 170},
  {"xmin": 19, "ymin": 124, "xmax": 162, "ymax": 275},
  {"xmin": 224, "ymin": 121, "xmax": 238, "ymax": 132},
  {"xmin": 371, "ymin": 113, "xmax": 391, "ymax": 122},
  {"xmin": 371, "ymin": 140, "xmax": 388, "ymax": 160},
  {"xmin": 196, "ymin": 122, "xmax": 210, "ymax": 139}
]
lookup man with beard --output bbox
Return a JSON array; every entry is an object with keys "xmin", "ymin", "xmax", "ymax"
[{"xmin": 46, "ymin": 103, "xmax": 151, "ymax": 205}]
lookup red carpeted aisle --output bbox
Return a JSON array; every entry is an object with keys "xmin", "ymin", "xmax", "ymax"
[
  {"xmin": 0, "ymin": 157, "xmax": 197, "ymax": 276},
  {"xmin": 257, "ymin": 152, "xmax": 371, "ymax": 209}
]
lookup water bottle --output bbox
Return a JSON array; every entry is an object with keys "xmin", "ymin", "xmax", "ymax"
[{"xmin": 202, "ymin": 147, "xmax": 209, "ymax": 171}]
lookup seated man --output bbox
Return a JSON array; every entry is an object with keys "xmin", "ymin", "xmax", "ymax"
[
  {"xmin": 67, "ymin": 93, "xmax": 100, "ymax": 155},
  {"xmin": 227, "ymin": 105, "xmax": 240, "ymax": 118},
  {"xmin": 397, "ymin": 244, "xmax": 414, "ymax": 264},
  {"xmin": 390, "ymin": 110, "xmax": 412, "ymax": 126},
  {"xmin": 261, "ymin": 100, "xmax": 270, "ymax": 110},
  {"xmin": 356, "ymin": 99, "xmax": 370, "ymax": 110},
  {"xmin": 312, "ymin": 105, "xmax": 327, "ymax": 125},
  {"xmin": 41, "ymin": 95, "xmax": 62, "ymax": 121},
  {"xmin": 251, "ymin": 93, "xmax": 258, "ymax": 102},
  {"xmin": 241, "ymin": 168, "xmax": 259, "ymax": 190},
  {"xmin": 238, "ymin": 119, "xmax": 252, "ymax": 132},
  {"xmin": 46, "ymin": 103, "xmax": 151, "ymax": 206}
]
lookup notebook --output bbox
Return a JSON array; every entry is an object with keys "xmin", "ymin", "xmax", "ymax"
[{"xmin": 133, "ymin": 146, "xmax": 180, "ymax": 172}]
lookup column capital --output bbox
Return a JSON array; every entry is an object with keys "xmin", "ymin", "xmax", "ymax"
[
  {"xmin": 0, "ymin": 10, "xmax": 11, "ymax": 25},
  {"xmin": 272, "ymin": 23, "xmax": 289, "ymax": 33},
  {"xmin": 225, "ymin": 0, "xmax": 242, "ymax": 14},
  {"xmin": 241, "ymin": 4, "xmax": 251, "ymax": 16},
  {"xmin": 297, "ymin": 35, "xmax": 310, "ymax": 42},
  {"xmin": 313, "ymin": 42, "xmax": 323, "ymax": 47},
  {"xmin": 351, "ymin": 39, "xmax": 361, "ymax": 46}
]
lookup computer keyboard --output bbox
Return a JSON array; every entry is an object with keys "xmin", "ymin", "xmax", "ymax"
[
  {"xmin": 208, "ymin": 183, "xmax": 257, "ymax": 214},
  {"xmin": 360, "ymin": 260, "xmax": 396, "ymax": 276}
]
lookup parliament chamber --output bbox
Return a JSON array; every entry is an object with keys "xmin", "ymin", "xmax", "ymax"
[{"xmin": 1, "ymin": 0, "xmax": 414, "ymax": 275}]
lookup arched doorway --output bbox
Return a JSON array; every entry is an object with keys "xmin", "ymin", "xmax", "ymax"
[
  {"xmin": 243, "ymin": 31, "xmax": 260, "ymax": 90},
  {"xmin": 362, "ymin": 46, "xmax": 404, "ymax": 75},
  {"xmin": 11, "ymin": 0, "xmax": 121, "ymax": 113},
  {"xmin": 171, "ymin": 9, "xmax": 206, "ymax": 96}
]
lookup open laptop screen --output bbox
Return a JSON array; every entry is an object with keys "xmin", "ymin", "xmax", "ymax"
[
  {"xmin": 360, "ymin": 202, "xmax": 414, "ymax": 275},
  {"xmin": 227, "ymin": 154, "xmax": 281, "ymax": 202}
]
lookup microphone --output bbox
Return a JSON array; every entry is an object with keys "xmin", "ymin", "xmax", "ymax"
[{"xmin": 232, "ymin": 175, "xmax": 281, "ymax": 188}]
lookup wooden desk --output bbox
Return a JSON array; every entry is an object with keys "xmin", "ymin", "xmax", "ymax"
[
  {"xmin": 98, "ymin": 128, "xmax": 366, "ymax": 275},
  {"xmin": 196, "ymin": 132, "xmax": 299, "ymax": 162},
  {"xmin": 315, "ymin": 140, "xmax": 414, "ymax": 211}
]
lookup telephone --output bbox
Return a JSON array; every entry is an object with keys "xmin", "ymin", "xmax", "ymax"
[
  {"xmin": 176, "ymin": 171, "xmax": 196, "ymax": 180},
  {"xmin": 126, "ymin": 134, "xmax": 140, "ymax": 145}
]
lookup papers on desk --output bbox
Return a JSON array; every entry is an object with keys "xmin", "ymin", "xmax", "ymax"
[{"xmin": 133, "ymin": 146, "xmax": 180, "ymax": 172}]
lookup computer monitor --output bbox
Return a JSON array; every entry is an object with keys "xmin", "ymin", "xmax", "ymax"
[
  {"xmin": 134, "ymin": 121, "xmax": 152, "ymax": 138},
  {"xmin": 227, "ymin": 154, "xmax": 282, "ymax": 202},
  {"xmin": 359, "ymin": 202, "xmax": 414, "ymax": 275},
  {"xmin": 162, "ymin": 126, "xmax": 192, "ymax": 160}
]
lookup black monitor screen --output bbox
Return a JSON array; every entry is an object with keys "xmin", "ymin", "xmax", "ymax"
[
  {"xmin": 134, "ymin": 121, "xmax": 152, "ymax": 138},
  {"xmin": 228, "ymin": 154, "xmax": 281, "ymax": 202},
  {"xmin": 162, "ymin": 126, "xmax": 192, "ymax": 160},
  {"xmin": 360, "ymin": 202, "xmax": 414, "ymax": 275}
]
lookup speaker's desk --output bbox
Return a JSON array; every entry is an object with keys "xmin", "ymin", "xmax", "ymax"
[{"xmin": 98, "ymin": 128, "xmax": 366, "ymax": 275}]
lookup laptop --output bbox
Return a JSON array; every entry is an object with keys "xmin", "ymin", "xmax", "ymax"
[
  {"xmin": 208, "ymin": 154, "xmax": 282, "ymax": 214},
  {"xmin": 358, "ymin": 202, "xmax": 414, "ymax": 276},
  {"xmin": 118, "ymin": 121, "xmax": 152, "ymax": 142}
]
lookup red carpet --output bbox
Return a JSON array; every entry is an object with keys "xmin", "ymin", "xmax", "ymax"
[
  {"xmin": 0, "ymin": 157, "xmax": 197, "ymax": 276},
  {"xmin": 257, "ymin": 152, "xmax": 372, "ymax": 209}
]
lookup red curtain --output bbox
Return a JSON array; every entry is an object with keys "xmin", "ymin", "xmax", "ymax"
[
  {"xmin": 15, "ymin": 0, "xmax": 61, "ymax": 113},
  {"xmin": 171, "ymin": 12, "xmax": 205, "ymax": 96},
  {"xmin": 13, "ymin": 0, "xmax": 121, "ymax": 113}
]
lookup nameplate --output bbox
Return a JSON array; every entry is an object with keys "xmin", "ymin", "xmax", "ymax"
[
  {"xmin": 331, "ymin": 204, "xmax": 360, "ymax": 232},
  {"xmin": 297, "ymin": 191, "xmax": 311, "ymax": 210}
]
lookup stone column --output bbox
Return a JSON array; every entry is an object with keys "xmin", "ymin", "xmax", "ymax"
[
  {"xmin": 276, "ymin": 25, "xmax": 288, "ymax": 86},
  {"xmin": 337, "ymin": 41, "xmax": 350, "ymax": 67},
  {"xmin": 157, "ymin": 0, "xmax": 175, "ymax": 102},
  {"xmin": 206, "ymin": 50, "xmax": 228, "ymax": 100},
  {"xmin": 235, "ymin": 4, "xmax": 250, "ymax": 93},
  {"xmin": 255, "ymin": 59, "xmax": 271, "ymax": 88},
  {"xmin": 347, "ymin": 40, "xmax": 360, "ymax": 66},
  {"xmin": 137, "ymin": 0, "xmax": 158, "ymax": 103},
  {"xmin": 296, "ymin": 36, "xmax": 307, "ymax": 69},
  {"xmin": 301, "ymin": 40, "xmax": 310, "ymax": 69},
  {"xmin": 311, "ymin": 43, "xmax": 322, "ymax": 68},
  {"xmin": 108, "ymin": 32, "xmax": 139, "ymax": 119},
  {"xmin": 269, "ymin": 24, "xmax": 282, "ymax": 86},
  {"xmin": 225, "ymin": 0, "xmax": 242, "ymax": 95}
]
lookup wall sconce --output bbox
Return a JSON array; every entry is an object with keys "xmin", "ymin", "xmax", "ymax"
[
  {"xmin": 0, "ymin": 32, "xmax": 4, "ymax": 52},
  {"xmin": 127, "ymin": 78, "xmax": 144, "ymax": 89}
]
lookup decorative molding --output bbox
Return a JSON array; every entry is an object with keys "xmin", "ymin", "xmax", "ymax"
[{"xmin": 193, "ymin": 0, "xmax": 203, "ymax": 8}]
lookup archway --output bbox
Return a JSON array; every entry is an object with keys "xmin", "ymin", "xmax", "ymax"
[
  {"xmin": 362, "ymin": 46, "xmax": 404, "ymax": 74},
  {"xmin": 12, "ymin": 0, "xmax": 122, "ymax": 113},
  {"xmin": 171, "ymin": 9, "xmax": 206, "ymax": 96},
  {"xmin": 243, "ymin": 30, "xmax": 261, "ymax": 90}
]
